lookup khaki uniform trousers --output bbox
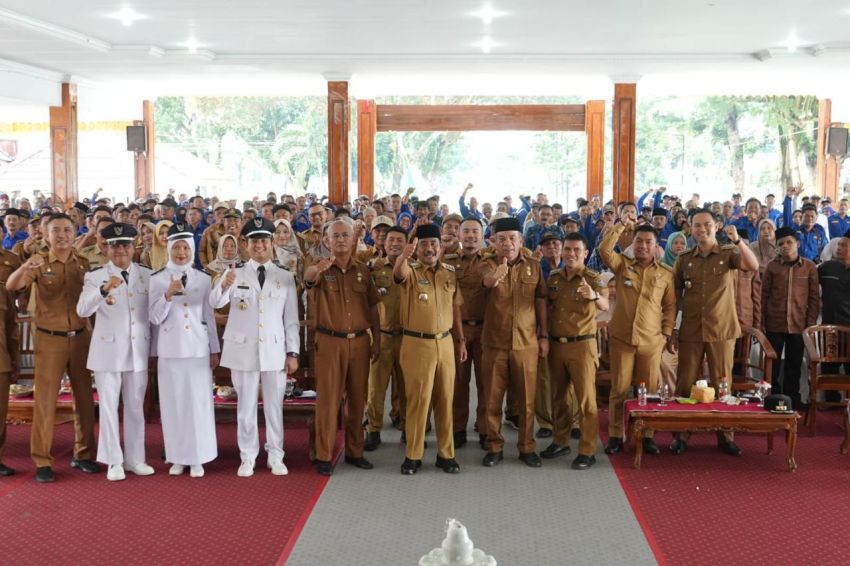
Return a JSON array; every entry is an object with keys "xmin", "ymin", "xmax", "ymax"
[
  {"xmin": 453, "ymin": 323, "xmax": 484, "ymax": 434},
  {"xmin": 608, "ymin": 335, "xmax": 664, "ymax": 439},
  {"xmin": 534, "ymin": 360, "xmax": 579, "ymax": 431},
  {"xmin": 0, "ymin": 372, "xmax": 9, "ymax": 461},
  {"xmin": 400, "ymin": 335, "xmax": 455, "ymax": 460},
  {"xmin": 676, "ymin": 339, "xmax": 736, "ymax": 442},
  {"xmin": 314, "ymin": 333, "xmax": 371, "ymax": 462},
  {"xmin": 31, "ymin": 331, "xmax": 95, "ymax": 467},
  {"xmin": 366, "ymin": 332, "xmax": 404, "ymax": 433},
  {"xmin": 482, "ymin": 346, "xmax": 537, "ymax": 454},
  {"xmin": 548, "ymin": 340, "xmax": 599, "ymax": 456},
  {"xmin": 659, "ymin": 349, "xmax": 679, "ymax": 393}
]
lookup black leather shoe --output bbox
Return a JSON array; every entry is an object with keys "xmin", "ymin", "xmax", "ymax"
[
  {"xmin": 70, "ymin": 459, "xmax": 100, "ymax": 474},
  {"xmin": 571, "ymin": 454, "xmax": 596, "ymax": 470},
  {"xmin": 400, "ymin": 458, "xmax": 422, "ymax": 475},
  {"xmin": 642, "ymin": 438, "xmax": 661, "ymax": 456},
  {"xmin": 504, "ymin": 415, "xmax": 520, "ymax": 430},
  {"xmin": 35, "ymin": 466, "xmax": 55, "ymax": 483},
  {"xmin": 604, "ymin": 437, "xmax": 624, "ymax": 454},
  {"xmin": 344, "ymin": 455, "xmax": 374, "ymax": 470},
  {"xmin": 535, "ymin": 428, "xmax": 553, "ymax": 439},
  {"xmin": 540, "ymin": 443, "xmax": 571, "ymax": 459},
  {"xmin": 364, "ymin": 431, "xmax": 381, "ymax": 452},
  {"xmin": 478, "ymin": 434, "xmax": 489, "ymax": 450},
  {"xmin": 453, "ymin": 431, "xmax": 467, "ymax": 448},
  {"xmin": 669, "ymin": 439, "xmax": 687, "ymax": 455},
  {"xmin": 519, "ymin": 452, "xmax": 543, "ymax": 467},
  {"xmin": 571, "ymin": 428, "xmax": 581, "ymax": 440},
  {"xmin": 435, "ymin": 456, "xmax": 461, "ymax": 474},
  {"xmin": 482, "ymin": 452, "xmax": 503, "ymax": 467},
  {"xmin": 0, "ymin": 463, "xmax": 15, "ymax": 476},
  {"xmin": 719, "ymin": 441, "xmax": 742, "ymax": 456},
  {"xmin": 391, "ymin": 416, "xmax": 403, "ymax": 431},
  {"xmin": 315, "ymin": 460, "xmax": 333, "ymax": 476},
  {"xmin": 400, "ymin": 431, "xmax": 406, "ymax": 444}
]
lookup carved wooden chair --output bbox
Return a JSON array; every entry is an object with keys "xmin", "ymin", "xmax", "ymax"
[
  {"xmin": 802, "ymin": 325, "xmax": 850, "ymax": 435},
  {"xmin": 731, "ymin": 327, "xmax": 776, "ymax": 393}
]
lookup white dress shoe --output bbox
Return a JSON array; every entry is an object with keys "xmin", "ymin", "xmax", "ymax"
[
  {"xmin": 237, "ymin": 460, "xmax": 255, "ymax": 477},
  {"xmin": 267, "ymin": 459, "xmax": 289, "ymax": 476},
  {"xmin": 124, "ymin": 462, "xmax": 155, "ymax": 476},
  {"xmin": 190, "ymin": 465, "xmax": 204, "ymax": 478},
  {"xmin": 107, "ymin": 464, "xmax": 126, "ymax": 481},
  {"xmin": 169, "ymin": 464, "xmax": 186, "ymax": 476}
]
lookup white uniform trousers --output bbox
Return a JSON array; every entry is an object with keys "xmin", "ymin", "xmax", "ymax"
[
  {"xmin": 94, "ymin": 370, "xmax": 148, "ymax": 466},
  {"xmin": 231, "ymin": 370, "xmax": 286, "ymax": 463},
  {"xmin": 158, "ymin": 357, "xmax": 217, "ymax": 466}
]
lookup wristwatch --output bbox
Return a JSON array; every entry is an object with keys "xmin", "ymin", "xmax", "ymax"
[{"xmin": 286, "ymin": 352, "xmax": 299, "ymax": 359}]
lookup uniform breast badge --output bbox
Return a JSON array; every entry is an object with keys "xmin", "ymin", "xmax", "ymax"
[
  {"xmin": 238, "ymin": 299, "xmax": 248, "ymax": 310},
  {"xmin": 378, "ymin": 287, "xmax": 388, "ymax": 296},
  {"xmin": 684, "ymin": 280, "xmax": 693, "ymax": 289},
  {"xmin": 418, "ymin": 292, "xmax": 429, "ymax": 301},
  {"xmin": 624, "ymin": 280, "xmax": 633, "ymax": 288},
  {"xmin": 105, "ymin": 295, "xmax": 116, "ymax": 306}
]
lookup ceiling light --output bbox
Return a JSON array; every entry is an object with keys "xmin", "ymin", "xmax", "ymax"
[
  {"xmin": 470, "ymin": 5, "xmax": 506, "ymax": 25},
  {"xmin": 182, "ymin": 37, "xmax": 204, "ymax": 53},
  {"xmin": 107, "ymin": 6, "xmax": 147, "ymax": 27},
  {"xmin": 782, "ymin": 32, "xmax": 807, "ymax": 53},
  {"xmin": 471, "ymin": 36, "xmax": 500, "ymax": 53}
]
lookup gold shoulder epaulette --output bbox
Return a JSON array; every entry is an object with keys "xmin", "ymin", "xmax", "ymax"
[
  {"xmin": 443, "ymin": 253, "xmax": 459, "ymax": 260},
  {"xmin": 441, "ymin": 262, "xmax": 456, "ymax": 272},
  {"xmin": 550, "ymin": 268, "xmax": 563, "ymax": 276},
  {"xmin": 583, "ymin": 268, "xmax": 600, "ymax": 278},
  {"xmin": 658, "ymin": 262, "xmax": 674, "ymax": 272}
]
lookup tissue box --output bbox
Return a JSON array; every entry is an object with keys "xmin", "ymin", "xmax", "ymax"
[{"xmin": 690, "ymin": 385, "xmax": 715, "ymax": 403}]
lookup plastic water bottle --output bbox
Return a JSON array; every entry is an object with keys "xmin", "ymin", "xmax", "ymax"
[
  {"xmin": 637, "ymin": 381, "xmax": 647, "ymax": 406},
  {"xmin": 718, "ymin": 377, "xmax": 729, "ymax": 400}
]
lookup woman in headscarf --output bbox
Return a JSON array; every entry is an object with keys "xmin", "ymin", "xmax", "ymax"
[
  {"xmin": 749, "ymin": 218, "xmax": 777, "ymax": 271},
  {"xmin": 149, "ymin": 224, "xmax": 220, "ymax": 478},
  {"xmin": 146, "ymin": 220, "xmax": 173, "ymax": 271},
  {"xmin": 136, "ymin": 221, "xmax": 155, "ymax": 266},
  {"xmin": 204, "ymin": 233, "xmax": 240, "ymax": 336},
  {"xmin": 662, "ymin": 231, "xmax": 688, "ymax": 268},
  {"xmin": 396, "ymin": 211, "xmax": 414, "ymax": 233},
  {"xmin": 272, "ymin": 219, "xmax": 302, "ymax": 279}
]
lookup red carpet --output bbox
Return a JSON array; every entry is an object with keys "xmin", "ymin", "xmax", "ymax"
[
  {"xmin": 601, "ymin": 408, "xmax": 850, "ymax": 565},
  {"xmin": 0, "ymin": 421, "xmax": 340, "ymax": 565}
]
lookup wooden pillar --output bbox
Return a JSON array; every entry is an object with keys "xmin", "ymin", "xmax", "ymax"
[
  {"xmin": 816, "ymin": 99, "xmax": 831, "ymax": 198},
  {"xmin": 357, "ymin": 100, "xmax": 377, "ymax": 199},
  {"xmin": 49, "ymin": 83, "xmax": 78, "ymax": 205},
  {"xmin": 327, "ymin": 81, "xmax": 350, "ymax": 204},
  {"xmin": 133, "ymin": 100, "xmax": 157, "ymax": 199},
  {"xmin": 612, "ymin": 83, "xmax": 637, "ymax": 204},
  {"xmin": 585, "ymin": 100, "xmax": 605, "ymax": 202}
]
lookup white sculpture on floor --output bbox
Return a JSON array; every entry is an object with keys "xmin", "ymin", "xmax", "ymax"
[{"xmin": 419, "ymin": 519, "xmax": 496, "ymax": 566}]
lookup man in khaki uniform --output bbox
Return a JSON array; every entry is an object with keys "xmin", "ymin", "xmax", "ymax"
[
  {"xmin": 304, "ymin": 219, "xmax": 381, "ymax": 476},
  {"xmin": 542, "ymin": 233, "xmax": 609, "ymax": 470},
  {"xmin": 199, "ymin": 207, "xmax": 241, "ymax": 266},
  {"xmin": 297, "ymin": 203, "xmax": 327, "ymax": 254},
  {"xmin": 478, "ymin": 217, "xmax": 548, "ymax": 468},
  {"xmin": 447, "ymin": 217, "xmax": 488, "ymax": 448},
  {"xmin": 11, "ymin": 215, "xmax": 48, "ymax": 260},
  {"xmin": 7, "ymin": 213, "xmax": 98, "ymax": 483},
  {"xmin": 598, "ymin": 222, "xmax": 676, "ymax": 456},
  {"xmin": 394, "ymin": 225, "xmax": 467, "ymax": 475},
  {"xmin": 364, "ymin": 224, "xmax": 407, "ymax": 451},
  {"xmin": 668, "ymin": 209, "xmax": 759, "ymax": 456},
  {"xmin": 0, "ymin": 248, "xmax": 21, "ymax": 475},
  {"xmin": 78, "ymin": 216, "xmax": 113, "ymax": 269}
]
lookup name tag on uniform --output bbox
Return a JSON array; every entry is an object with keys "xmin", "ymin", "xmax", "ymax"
[
  {"xmin": 325, "ymin": 275, "xmax": 336, "ymax": 281},
  {"xmin": 418, "ymin": 279, "xmax": 430, "ymax": 286},
  {"xmin": 237, "ymin": 285, "xmax": 250, "ymax": 290}
]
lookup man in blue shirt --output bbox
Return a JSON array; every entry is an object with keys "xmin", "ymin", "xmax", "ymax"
[
  {"xmin": 525, "ymin": 205, "xmax": 564, "ymax": 250},
  {"xmin": 765, "ymin": 194, "xmax": 782, "ymax": 224},
  {"xmin": 651, "ymin": 207, "xmax": 674, "ymax": 248},
  {"xmin": 796, "ymin": 205, "xmax": 827, "ymax": 262},
  {"xmin": 1, "ymin": 208, "xmax": 28, "ymax": 250},
  {"xmin": 827, "ymin": 198, "xmax": 850, "ymax": 239},
  {"xmin": 733, "ymin": 198, "xmax": 762, "ymax": 242},
  {"xmin": 458, "ymin": 184, "xmax": 483, "ymax": 220}
]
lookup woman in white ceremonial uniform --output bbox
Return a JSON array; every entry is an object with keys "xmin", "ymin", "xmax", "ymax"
[
  {"xmin": 209, "ymin": 217, "xmax": 300, "ymax": 478},
  {"xmin": 149, "ymin": 222, "xmax": 220, "ymax": 478},
  {"xmin": 76, "ymin": 222, "xmax": 153, "ymax": 482}
]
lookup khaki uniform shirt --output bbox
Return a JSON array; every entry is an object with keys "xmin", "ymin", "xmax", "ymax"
[
  {"xmin": 546, "ymin": 267, "xmax": 608, "ymax": 337},
  {"xmin": 311, "ymin": 256, "xmax": 380, "ymax": 333},
  {"xmin": 397, "ymin": 262, "xmax": 463, "ymax": 334},
  {"xmin": 11, "ymin": 238, "xmax": 48, "ymax": 261},
  {"xmin": 370, "ymin": 257, "xmax": 402, "ymax": 332},
  {"xmin": 674, "ymin": 242, "xmax": 743, "ymax": 343},
  {"xmin": 199, "ymin": 224, "xmax": 224, "ymax": 267},
  {"xmin": 478, "ymin": 253, "xmax": 547, "ymax": 350},
  {"xmin": 15, "ymin": 250, "xmax": 90, "ymax": 332},
  {"xmin": 297, "ymin": 228, "xmax": 323, "ymax": 255},
  {"xmin": 79, "ymin": 244, "xmax": 108, "ymax": 269},
  {"xmin": 0, "ymin": 250, "xmax": 22, "ymax": 371},
  {"xmin": 452, "ymin": 249, "xmax": 486, "ymax": 323},
  {"xmin": 598, "ymin": 224, "xmax": 676, "ymax": 345}
]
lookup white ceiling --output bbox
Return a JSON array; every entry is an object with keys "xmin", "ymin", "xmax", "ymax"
[{"xmin": 1, "ymin": 0, "xmax": 850, "ymax": 116}]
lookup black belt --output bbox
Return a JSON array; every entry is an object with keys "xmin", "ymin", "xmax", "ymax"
[
  {"xmin": 317, "ymin": 327, "xmax": 367, "ymax": 339},
  {"xmin": 462, "ymin": 320, "xmax": 483, "ymax": 326},
  {"xmin": 380, "ymin": 329, "xmax": 403, "ymax": 336},
  {"xmin": 549, "ymin": 333, "xmax": 594, "ymax": 344},
  {"xmin": 402, "ymin": 329, "xmax": 451, "ymax": 340},
  {"xmin": 38, "ymin": 327, "xmax": 85, "ymax": 338}
]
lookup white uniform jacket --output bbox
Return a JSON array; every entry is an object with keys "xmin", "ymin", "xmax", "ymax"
[
  {"xmin": 149, "ymin": 267, "xmax": 220, "ymax": 359},
  {"xmin": 77, "ymin": 261, "xmax": 151, "ymax": 372},
  {"xmin": 209, "ymin": 260, "xmax": 300, "ymax": 372}
]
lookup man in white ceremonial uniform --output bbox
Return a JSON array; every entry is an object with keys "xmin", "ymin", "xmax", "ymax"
[
  {"xmin": 209, "ymin": 217, "xmax": 300, "ymax": 477},
  {"xmin": 76, "ymin": 223, "xmax": 153, "ymax": 482}
]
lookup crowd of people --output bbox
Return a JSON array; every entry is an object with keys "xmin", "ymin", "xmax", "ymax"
[{"xmin": 0, "ymin": 181, "xmax": 847, "ymax": 482}]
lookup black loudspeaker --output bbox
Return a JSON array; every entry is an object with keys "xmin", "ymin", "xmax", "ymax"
[
  {"xmin": 126, "ymin": 125, "xmax": 147, "ymax": 153},
  {"xmin": 826, "ymin": 126, "xmax": 848, "ymax": 157}
]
